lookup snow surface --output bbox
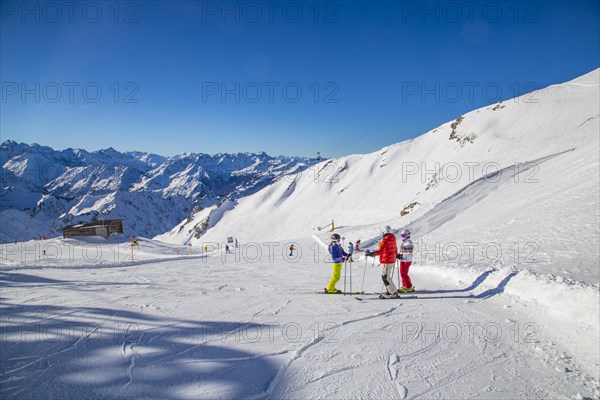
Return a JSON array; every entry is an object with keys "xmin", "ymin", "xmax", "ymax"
[
  {"xmin": 1, "ymin": 69, "xmax": 599, "ymax": 399},
  {"xmin": 1, "ymin": 236, "xmax": 598, "ymax": 399}
]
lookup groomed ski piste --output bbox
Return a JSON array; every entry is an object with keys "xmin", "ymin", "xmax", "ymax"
[{"xmin": 1, "ymin": 70, "xmax": 599, "ymax": 399}]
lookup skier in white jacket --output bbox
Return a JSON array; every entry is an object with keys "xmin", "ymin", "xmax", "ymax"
[{"xmin": 397, "ymin": 229, "xmax": 415, "ymax": 292}]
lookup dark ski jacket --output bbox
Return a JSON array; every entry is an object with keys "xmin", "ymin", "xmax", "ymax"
[{"xmin": 329, "ymin": 243, "xmax": 348, "ymax": 263}]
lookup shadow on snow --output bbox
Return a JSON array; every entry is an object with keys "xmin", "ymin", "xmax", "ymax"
[
  {"xmin": 0, "ymin": 302, "xmax": 280, "ymax": 399},
  {"xmin": 405, "ymin": 271, "xmax": 519, "ymax": 300}
]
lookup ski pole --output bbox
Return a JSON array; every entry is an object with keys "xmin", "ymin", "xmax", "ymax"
[
  {"xmin": 343, "ymin": 261, "xmax": 347, "ymax": 295},
  {"xmin": 360, "ymin": 256, "xmax": 368, "ymax": 293},
  {"xmin": 349, "ymin": 259, "xmax": 352, "ymax": 294},
  {"xmin": 396, "ymin": 259, "xmax": 400, "ymax": 290}
]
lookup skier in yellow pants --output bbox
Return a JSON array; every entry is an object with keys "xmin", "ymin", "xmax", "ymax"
[{"xmin": 325, "ymin": 233, "xmax": 348, "ymax": 293}]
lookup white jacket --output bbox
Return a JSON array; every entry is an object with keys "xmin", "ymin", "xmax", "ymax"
[{"xmin": 400, "ymin": 238, "xmax": 414, "ymax": 262}]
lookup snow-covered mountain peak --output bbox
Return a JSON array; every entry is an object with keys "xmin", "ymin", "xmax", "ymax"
[{"xmin": 0, "ymin": 143, "xmax": 319, "ymax": 242}]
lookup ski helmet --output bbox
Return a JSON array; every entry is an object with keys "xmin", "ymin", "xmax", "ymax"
[
  {"xmin": 400, "ymin": 229, "xmax": 411, "ymax": 239},
  {"xmin": 381, "ymin": 225, "xmax": 392, "ymax": 235},
  {"xmin": 331, "ymin": 233, "xmax": 341, "ymax": 242}
]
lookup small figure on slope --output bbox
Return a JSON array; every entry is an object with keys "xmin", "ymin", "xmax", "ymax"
[
  {"xmin": 366, "ymin": 225, "xmax": 400, "ymax": 298},
  {"xmin": 325, "ymin": 233, "xmax": 348, "ymax": 294},
  {"xmin": 289, "ymin": 244, "xmax": 296, "ymax": 256},
  {"xmin": 397, "ymin": 229, "xmax": 415, "ymax": 292},
  {"xmin": 347, "ymin": 241, "xmax": 354, "ymax": 262}
]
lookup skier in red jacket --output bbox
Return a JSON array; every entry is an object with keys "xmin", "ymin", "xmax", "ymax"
[{"xmin": 366, "ymin": 225, "xmax": 399, "ymax": 298}]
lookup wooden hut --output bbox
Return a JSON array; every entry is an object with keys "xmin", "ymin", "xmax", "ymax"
[{"xmin": 61, "ymin": 219, "xmax": 124, "ymax": 239}]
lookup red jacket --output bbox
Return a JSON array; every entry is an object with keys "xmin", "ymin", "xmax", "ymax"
[{"xmin": 375, "ymin": 233, "xmax": 397, "ymax": 264}]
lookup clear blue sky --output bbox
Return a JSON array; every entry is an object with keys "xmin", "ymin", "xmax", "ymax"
[{"xmin": 1, "ymin": 1, "xmax": 599, "ymax": 158}]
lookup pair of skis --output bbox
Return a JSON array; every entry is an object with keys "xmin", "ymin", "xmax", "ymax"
[
  {"xmin": 318, "ymin": 290, "xmax": 418, "ymax": 301},
  {"xmin": 321, "ymin": 290, "xmax": 366, "ymax": 295},
  {"xmin": 356, "ymin": 293, "xmax": 418, "ymax": 301}
]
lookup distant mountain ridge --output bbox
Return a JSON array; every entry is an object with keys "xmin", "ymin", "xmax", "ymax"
[{"xmin": 0, "ymin": 141, "xmax": 319, "ymax": 242}]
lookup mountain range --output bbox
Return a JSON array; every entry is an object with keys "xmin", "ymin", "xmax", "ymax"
[{"xmin": 0, "ymin": 142, "xmax": 318, "ymax": 242}]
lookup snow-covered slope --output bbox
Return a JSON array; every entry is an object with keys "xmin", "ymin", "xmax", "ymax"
[
  {"xmin": 0, "ymin": 143, "xmax": 318, "ymax": 243},
  {"xmin": 196, "ymin": 69, "xmax": 599, "ymax": 275},
  {"xmin": 154, "ymin": 199, "xmax": 238, "ymax": 245},
  {"xmin": 1, "ymin": 234, "xmax": 598, "ymax": 399}
]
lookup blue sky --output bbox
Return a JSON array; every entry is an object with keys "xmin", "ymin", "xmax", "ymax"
[{"xmin": 1, "ymin": 1, "xmax": 599, "ymax": 158}]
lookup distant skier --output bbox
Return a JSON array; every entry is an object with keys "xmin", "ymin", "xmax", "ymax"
[
  {"xmin": 366, "ymin": 225, "xmax": 399, "ymax": 298},
  {"xmin": 347, "ymin": 241, "xmax": 354, "ymax": 262},
  {"xmin": 289, "ymin": 244, "xmax": 296, "ymax": 256},
  {"xmin": 355, "ymin": 240, "xmax": 361, "ymax": 251},
  {"xmin": 225, "ymin": 244, "xmax": 231, "ymax": 254},
  {"xmin": 397, "ymin": 229, "xmax": 415, "ymax": 292},
  {"xmin": 325, "ymin": 233, "xmax": 348, "ymax": 294}
]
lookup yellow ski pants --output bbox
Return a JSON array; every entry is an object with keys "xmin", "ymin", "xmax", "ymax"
[{"xmin": 327, "ymin": 262, "xmax": 343, "ymax": 293}]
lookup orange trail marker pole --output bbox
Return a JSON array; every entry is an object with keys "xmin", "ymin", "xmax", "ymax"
[{"xmin": 130, "ymin": 235, "xmax": 134, "ymax": 262}]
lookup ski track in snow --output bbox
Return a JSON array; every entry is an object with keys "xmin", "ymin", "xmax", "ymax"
[
  {"xmin": 2, "ymin": 310, "xmax": 120, "ymax": 376},
  {"xmin": 153, "ymin": 303, "xmax": 272, "ymax": 365},
  {"xmin": 258, "ymin": 307, "xmax": 400, "ymax": 400},
  {"xmin": 271, "ymin": 299, "xmax": 292, "ymax": 316},
  {"xmin": 121, "ymin": 327, "xmax": 146, "ymax": 390},
  {"xmin": 387, "ymin": 353, "xmax": 408, "ymax": 399},
  {"xmin": 159, "ymin": 350, "xmax": 292, "ymax": 366}
]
